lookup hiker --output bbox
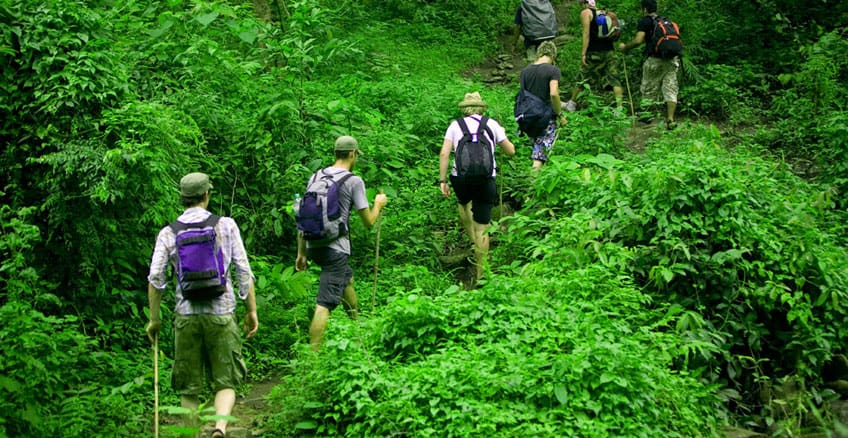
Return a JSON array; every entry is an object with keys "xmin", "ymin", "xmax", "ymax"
[
  {"xmin": 513, "ymin": 0, "xmax": 558, "ymax": 62},
  {"xmin": 146, "ymin": 172, "xmax": 258, "ymax": 438},
  {"xmin": 295, "ymin": 135, "xmax": 387, "ymax": 350},
  {"xmin": 439, "ymin": 92, "xmax": 516, "ymax": 283},
  {"xmin": 563, "ymin": 0, "xmax": 624, "ymax": 112},
  {"xmin": 618, "ymin": 0, "xmax": 681, "ymax": 129},
  {"xmin": 518, "ymin": 40, "xmax": 568, "ymax": 170}
]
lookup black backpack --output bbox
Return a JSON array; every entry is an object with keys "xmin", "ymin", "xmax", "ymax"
[
  {"xmin": 454, "ymin": 116, "xmax": 495, "ymax": 184},
  {"xmin": 649, "ymin": 16, "xmax": 683, "ymax": 59},
  {"xmin": 514, "ymin": 74, "xmax": 554, "ymax": 138}
]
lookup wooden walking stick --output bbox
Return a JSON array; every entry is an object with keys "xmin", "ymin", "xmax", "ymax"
[
  {"xmin": 621, "ymin": 53, "xmax": 636, "ymax": 126},
  {"xmin": 371, "ymin": 192, "xmax": 384, "ymax": 313},
  {"xmin": 153, "ymin": 333, "xmax": 159, "ymax": 438}
]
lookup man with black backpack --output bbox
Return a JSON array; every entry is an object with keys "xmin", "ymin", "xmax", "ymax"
[
  {"xmin": 564, "ymin": 0, "xmax": 624, "ymax": 112},
  {"xmin": 296, "ymin": 136, "xmax": 387, "ymax": 350},
  {"xmin": 618, "ymin": 0, "xmax": 682, "ymax": 129},
  {"xmin": 146, "ymin": 172, "xmax": 258, "ymax": 438},
  {"xmin": 439, "ymin": 92, "xmax": 515, "ymax": 284}
]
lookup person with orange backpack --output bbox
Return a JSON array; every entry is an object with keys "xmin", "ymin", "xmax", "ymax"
[{"xmin": 618, "ymin": 0, "xmax": 682, "ymax": 129}]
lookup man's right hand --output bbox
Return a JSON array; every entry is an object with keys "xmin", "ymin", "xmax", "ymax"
[
  {"xmin": 146, "ymin": 319, "xmax": 161, "ymax": 344},
  {"xmin": 375, "ymin": 193, "xmax": 388, "ymax": 209},
  {"xmin": 296, "ymin": 254, "xmax": 308, "ymax": 271}
]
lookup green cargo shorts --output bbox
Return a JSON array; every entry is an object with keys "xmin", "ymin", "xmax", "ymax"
[{"xmin": 172, "ymin": 314, "xmax": 246, "ymax": 395}]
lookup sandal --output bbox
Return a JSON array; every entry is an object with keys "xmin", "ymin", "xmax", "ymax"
[{"xmin": 210, "ymin": 429, "xmax": 225, "ymax": 438}]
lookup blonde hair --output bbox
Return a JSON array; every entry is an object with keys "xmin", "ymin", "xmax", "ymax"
[
  {"xmin": 537, "ymin": 40, "xmax": 558, "ymax": 61},
  {"xmin": 461, "ymin": 105, "xmax": 485, "ymax": 116}
]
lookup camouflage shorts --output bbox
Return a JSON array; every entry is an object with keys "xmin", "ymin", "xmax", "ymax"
[
  {"xmin": 172, "ymin": 314, "xmax": 246, "ymax": 395},
  {"xmin": 579, "ymin": 50, "xmax": 622, "ymax": 91},
  {"xmin": 640, "ymin": 56, "xmax": 680, "ymax": 103}
]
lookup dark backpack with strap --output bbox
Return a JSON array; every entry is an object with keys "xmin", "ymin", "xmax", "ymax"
[
  {"xmin": 514, "ymin": 73, "xmax": 554, "ymax": 138},
  {"xmin": 170, "ymin": 215, "xmax": 227, "ymax": 301},
  {"xmin": 294, "ymin": 169, "xmax": 354, "ymax": 241},
  {"xmin": 650, "ymin": 16, "xmax": 682, "ymax": 59},
  {"xmin": 454, "ymin": 116, "xmax": 495, "ymax": 184}
]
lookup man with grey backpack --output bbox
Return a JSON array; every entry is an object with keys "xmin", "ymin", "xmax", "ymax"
[
  {"xmin": 513, "ymin": 0, "xmax": 559, "ymax": 62},
  {"xmin": 295, "ymin": 136, "xmax": 387, "ymax": 350}
]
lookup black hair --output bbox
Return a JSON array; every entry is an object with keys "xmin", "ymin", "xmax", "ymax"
[
  {"xmin": 180, "ymin": 193, "xmax": 207, "ymax": 208},
  {"xmin": 334, "ymin": 150, "xmax": 355, "ymax": 160},
  {"xmin": 642, "ymin": 0, "xmax": 657, "ymax": 13}
]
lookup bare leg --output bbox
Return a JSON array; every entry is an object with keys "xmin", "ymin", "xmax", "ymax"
[
  {"xmin": 213, "ymin": 388, "xmax": 236, "ymax": 435},
  {"xmin": 458, "ymin": 203, "xmax": 489, "ymax": 281},
  {"xmin": 181, "ymin": 395, "xmax": 200, "ymax": 433},
  {"xmin": 613, "ymin": 85, "xmax": 624, "ymax": 108},
  {"xmin": 458, "ymin": 203, "xmax": 474, "ymax": 242},
  {"xmin": 340, "ymin": 279, "xmax": 358, "ymax": 320},
  {"xmin": 471, "ymin": 221, "xmax": 490, "ymax": 280},
  {"xmin": 666, "ymin": 101, "xmax": 677, "ymax": 122},
  {"xmin": 309, "ymin": 305, "xmax": 330, "ymax": 351},
  {"xmin": 532, "ymin": 159, "xmax": 545, "ymax": 172}
]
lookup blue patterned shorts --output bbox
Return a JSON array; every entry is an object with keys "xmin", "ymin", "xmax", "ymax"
[{"xmin": 531, "ymin": 119, "xmax": 559, "ymax": 162}]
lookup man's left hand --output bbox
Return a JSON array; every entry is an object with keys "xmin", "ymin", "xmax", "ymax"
[{"xmin": 243, "ymin": 311, "xmax": 258, "ymax": 339}]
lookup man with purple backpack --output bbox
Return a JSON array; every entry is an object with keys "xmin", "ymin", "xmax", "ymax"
[
  {"xmin": 295, "ymin": 136, "xmax": 387, "ymax": 350},
  {"xmin": 146, "ymin": 172, "xmax": 258, "ymax": 438}
]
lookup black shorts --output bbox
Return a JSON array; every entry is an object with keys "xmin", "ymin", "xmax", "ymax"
[
  {"xmin": 306, "ymin": 247, "xmax": 353, "ymax": 310},
  {"xmin": 449, "ymin": 177, "xmax": 497, "ymax": 224}
]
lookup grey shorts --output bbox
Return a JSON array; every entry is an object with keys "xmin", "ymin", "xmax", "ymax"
[{"xmin": 307, "ymin": 246, "xmax": 353, "ymax": 310}]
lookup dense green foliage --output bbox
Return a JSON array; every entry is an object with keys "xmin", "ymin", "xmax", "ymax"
[
  {"xmin": 1, "ymin": 0, "xmax": 847, "ymax": 436},
  {"xmin": 270, "ymin": 269, "xmax": 721, "ymax": 436}
]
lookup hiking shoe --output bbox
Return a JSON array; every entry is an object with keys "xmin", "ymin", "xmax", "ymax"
[
  {"xmin": 563, "ymin": 100, "xmax": 577, "ymax": 112},
  {"xmin": 666, "ymin": 120, "xmax": 677, "ymax": 130}
]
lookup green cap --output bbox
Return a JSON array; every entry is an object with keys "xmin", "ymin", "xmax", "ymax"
[
  {"xmin": 334, "ymin": 135, "xmax": 362, "ymax": 154},
  {"xmin": 180, "ymin": 172, "xmax": 213, "ymax": 197}
]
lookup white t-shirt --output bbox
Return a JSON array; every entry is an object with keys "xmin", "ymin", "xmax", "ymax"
[{"xmin": 443, "ymin": 115, "xmax": 508, "ymax": 177}]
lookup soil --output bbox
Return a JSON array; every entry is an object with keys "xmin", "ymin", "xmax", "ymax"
[
  {"xmin": 462, "ymin": 1, "xmax": 576, "ymax": 87},
  {"xmin": 159, "ymin": 377, "xmax": 282, "ymax": 438}
]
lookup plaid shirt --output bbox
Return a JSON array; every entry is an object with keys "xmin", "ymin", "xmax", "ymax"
[{"xmin": 147, "ymin": 207, "xmax": 254, "ymax": 315}]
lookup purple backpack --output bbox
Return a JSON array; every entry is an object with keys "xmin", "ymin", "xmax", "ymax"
[
  {"xmin": 294, "ymin": 169, "xmax": 354, "ymax": 241},
  {"xmin": 169, "ymin": 215, "xmax": 226, "ymax": 300}
]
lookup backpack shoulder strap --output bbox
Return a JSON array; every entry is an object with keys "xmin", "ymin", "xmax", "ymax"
[
  {"xmin": 169, "ymin": 214, "xmax": 220, "ymax": 233},
  {"xmin": 336, "ymin": 171, "xmax": 355, "ymax": 187},
  {"xmin": 476, "ymin": 116, "xmax": 494, "ymax": 141},
  {"xmin": 456, "ymin": 117, "xmax": 471, "ymax": 136}
]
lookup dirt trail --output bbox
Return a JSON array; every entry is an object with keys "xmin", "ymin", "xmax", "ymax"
[{"xmin": 463, "ymin": 0, "xmax": 577, "ymax": 86}]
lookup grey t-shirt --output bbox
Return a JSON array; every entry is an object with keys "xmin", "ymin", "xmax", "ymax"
[{"xmin": 305, "ymin": 166, "xmax": 369, "ymax": 255}]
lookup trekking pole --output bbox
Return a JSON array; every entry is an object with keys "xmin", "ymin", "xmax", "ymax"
[
  {"xmin": 621, "ymin": 53, "xmax": 636, "ymax": 126},
  {"xmin": 153, "ymin": 333, "xmax": 159, "ymax": 438},
  {"xmin": 371, "ymin": 193, "xmax": 384, "ymax": 313}
]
